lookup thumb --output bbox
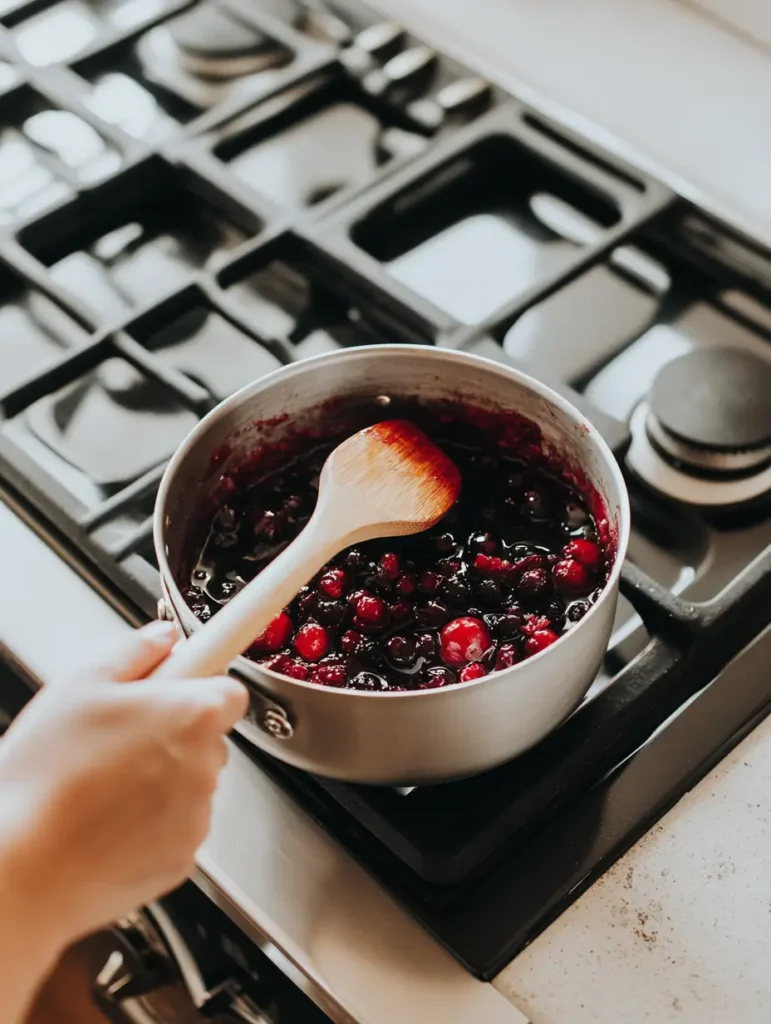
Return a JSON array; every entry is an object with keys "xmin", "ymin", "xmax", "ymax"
[{"xmin": 84, "ymin": 622, "xmax": 181, "ymax": 682}]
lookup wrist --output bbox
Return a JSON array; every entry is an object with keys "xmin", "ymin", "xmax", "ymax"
[{"xmin": 0, "ymin": 785, "xmax": 74, "ymax": 964}]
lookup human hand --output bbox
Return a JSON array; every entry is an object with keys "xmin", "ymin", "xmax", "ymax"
[{"xmin": 0, "ymin": 621, "xmax": 247, "ymax": 953}]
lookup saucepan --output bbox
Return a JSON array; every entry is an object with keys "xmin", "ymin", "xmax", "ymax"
[{"xmin": 154, "ymin": 346, "xmax": 630, "ymax": 785}]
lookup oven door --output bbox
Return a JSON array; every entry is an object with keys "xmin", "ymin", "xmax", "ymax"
[{"xmin": 93, "ymin": 884, "xmax": 330, "ymax": 1024}]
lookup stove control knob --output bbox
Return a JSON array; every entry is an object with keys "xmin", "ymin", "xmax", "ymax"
[{"xmin": 646, "ymin": 347, "xmax": 771, "ymax": 476}]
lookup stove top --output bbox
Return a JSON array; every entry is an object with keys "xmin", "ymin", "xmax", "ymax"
[{"xmin": 0, "ymin": 0, "xmax": 770, "ymax": 984}]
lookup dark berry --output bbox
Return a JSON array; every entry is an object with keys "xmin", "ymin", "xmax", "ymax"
[
  {"xmin": 523, "ymin": 487, "xmax": 552, "ymax": 520},
  {"xmin": 355, "ymin": 638, "xmax": 385, "ymax": 667},
  {"xmin": 341, "ymin": 629, "xmax": 363, "ymax": 654},
  {"xmin": 314, "ymin": 599, "xmax": 347, "ymax": 628},
  {"xmin": 566, "ymin": 600, "xmax": 590, "ymax": 624},
  {"xmin": 344, "ymin": 548, "xmax": 367, "ymax": 572},
  {"xmin": 434, "ymin": 532, "xmax": 457, "ymax": 552},
  {"xmin": 252, "ymin": 611, "xmax": 292, "ymax": 652},
  {"xmin": 421, "ymin": 667, "xmax": 457, "ymax": 689},
  {"xmin": 348, "ymin": 672, "xmax": 388, "ymax": 692},
  {"xmin": 415, "ymin": 600, "xmax": 450, "ymax": 629},
  {"xmin": 524, "ymin": 629, "xmax": 560, "ymax": 656},
  {"xmin": 475, "ymin": 578, "xmax": 503, "ymax": 607},
  {"xmin": 563, "ymin": 538, "xmax": 602, "ymax": 573},
  {"xmin": 440, "ymin": 617, "xmax": 492, "ymax": 666},
  {"xmin": 440, "ymin": 574, "xmax": 472, "ymax": 605},
  {"xmin": 553, "ymin": 559, "xmax": 591, "ymax": 596},
  {"xmin": 390, "ymin": 600, "xmax": 414, "ymax": 625},
  {"xmin": 516, "ymin": 568, "xmax": 553, "ymax": 601},
  {"xmin": 253, "ymin": 509, "xmax": 284, "ymax": 541},
  {"xmin": 354, "ymin": 593, "xmax": 389, "ymax": 628},
  {"xmin": 395, "ymin": 574, "xmax": 415, "ymax": 596},
  {"xmin": 460, "ymin": 662, "xmax": 487, "ymax": 682},
  {"xmin": 435, "ymin": 558, "xmax": 461, "ymax": 577},
  {"xmin": 415, "ymin": 634, "xmax": 437, "ymax": 660},
  {"xmin": 293, "ymin": 623, "xmax": 329, "ymax": 662},
  {"xmin": 494, "ymin": 612, "xmax": 523, "ymax": 639},
  {"xmin": 319, "ymin": 569, "xmax": 346, "ymax": 599},
  {"xmin": 495, "ymin": 644, "xmax": 520, "ymax": 671},
  {"xmin": 386, "ymin": 635, "xmax": 416, "ymax": 665}
]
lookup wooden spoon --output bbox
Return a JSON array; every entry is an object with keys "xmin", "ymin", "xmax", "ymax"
[{"xmin": 152, "ymin": 420, "xmax": 461, "ymax": 680}]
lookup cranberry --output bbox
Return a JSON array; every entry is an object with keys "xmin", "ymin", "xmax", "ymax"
[
  {"xmin": 293, "ymin": 622, "xmax": 329, "ymax": 662},
  {"xmin": 495, "ymin": 644, "xmax": 520, "ymax": 670},
  {"xmin": 435, "ymin": 558, "xmax": 461, "ymax": 577},
  {"xmin": 510, "ymin": 553, "xmax": 545, "ymax": 574},
  {"xmin": 319, "ymin": 569, "xmax": 346, "ymax": 598},
  {"xmin": 563, "ymin": 538, "xmax": 602, "ymax": 573},
  {"xmin": 395, "ymin": 574, "xmax": 415, "ymax": 596},
  {"xmin": 474, "ymin": 554, "xmax": 514, "ymax": 576},
  {"xmin": 434, "ymin": 532, "xmax": 457, "ymax": 553},
  {"xmin": 421, "ymin": 667, "xmax": 457, "ymax": 689},
  {"xmin": 418, "ymin": 570, "xmax": 441, "ymax": 594},
  {"xmin": 268, "ymin": 656, "xmax": 309, "ymax": 681},
  {"xmin": 252, "ymin": 611, "xmax": 292, "ymax": 652},
  {"xmin": 516, "ymin": 568, "xmax": 553, "ymax": 601},
  {"xmin": 553, "ymin": 559, "xmax": 591, "ymax": 596},
  {"xmin": 524, "ymin": 629, "xmax": 560, "ymax": 656},
  {"xmin": 313, "ymin": 663, "xmax": 346, "ymax": 686},
  {"xmin": 354, "ymin": 593, "xmax": 388, "ymax": 628},
  {"xmin": 390, "ymin": 600, "xmax": 414, "ymax": 625},
  {"xmin": 440, "ymin": 617, "xmax": 492, "ymax": 666},
  {"xmin": 341, "ymin": 629, "xmax": 363, "ymax": 654},
  {"xmin": 387, "ymin": 635, "xmax": 416, "ymax": 665},
  {"xmin": 378, "ymin": 552, "xmax": 400, "ymax": 580},
  {"xmin": 460, "ymin": 662, "xmax": 487, "ymax": 682}
]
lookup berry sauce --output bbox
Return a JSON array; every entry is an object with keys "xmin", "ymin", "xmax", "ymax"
[{"xmin": 183, "ymin": 399, "xmax": 611, "ymax": 692}]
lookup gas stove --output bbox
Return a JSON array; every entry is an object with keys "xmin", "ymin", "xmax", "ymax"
[{"xmin": 0, "ymin": 0, "xmax": 770, "ymax": 1011}]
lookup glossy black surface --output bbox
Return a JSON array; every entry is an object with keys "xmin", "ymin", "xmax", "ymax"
[{"xmin": 0, "ymin": 0, "xmax": 769, "ymax": 984}]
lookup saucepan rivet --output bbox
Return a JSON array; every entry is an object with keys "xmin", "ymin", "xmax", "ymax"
[{"xmin": 262, "ymin": 709, "xmax": 294, "ymax": 740}]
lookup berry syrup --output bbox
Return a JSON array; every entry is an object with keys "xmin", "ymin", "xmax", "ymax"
[{"xmin": 183, "ymin": 400, "xmax": 610, "ymax": 692}]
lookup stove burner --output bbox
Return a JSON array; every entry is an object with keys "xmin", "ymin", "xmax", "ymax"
[{"xmin": 646, "ymin": 348, "xmax": 771, "ymax": 476}]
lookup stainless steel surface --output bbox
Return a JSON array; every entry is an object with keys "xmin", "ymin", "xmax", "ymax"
[
  {"xmin": 154, "ymin": 346, "xmax": 630, "ymax": 784},
  {"xmin": 0, "ymin": 499, "xmax": 528, "ymax": 1023}
]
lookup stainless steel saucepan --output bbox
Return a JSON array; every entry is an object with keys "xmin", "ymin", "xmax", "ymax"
[{"xmin": 154, "ymin": 346, "xmax": 630, "ymax": 785}]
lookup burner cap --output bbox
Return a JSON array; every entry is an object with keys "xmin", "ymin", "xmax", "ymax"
[
  {"xmin": 166, "ymin": 6, "xmax": 289, "ymax": 79},
  {"xmin": 647, "ymin": 347, "xmax": 771, "ymax": 475}
]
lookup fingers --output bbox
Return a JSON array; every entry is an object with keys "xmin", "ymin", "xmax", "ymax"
[
  {"xmin": 85, "ymin": 622, "xmax": 181, "ymax": 683},
  {"xmin": 140, "ymin": 675, "xmax": 249, "ymax": 734}
]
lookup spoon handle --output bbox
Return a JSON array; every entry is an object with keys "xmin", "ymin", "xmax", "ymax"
[{"xmin": 151, "ymin": 518, "xmax": 341, "ymax": 681}]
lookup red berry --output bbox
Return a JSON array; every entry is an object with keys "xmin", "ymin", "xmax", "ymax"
[
  {"xmin": 395, "ymin": 574, "xmax": 415, "ymax": 596},
  {"xmin": 563, "ymin": 539, "xmax": 602, "ymax": 573},
  {"xmin": 460, "ymin": 662, "xmax": 487, "ymax": 682},
  {"xmin": 517, "ymin": 568, "xmax": 553, "ymax": 600},
  {"xmin": 341, "ymin": 629, "xmax": 363, "ymax": 654},
  {"xmin": 354, "ymin": 593, "xmax": 388, "ymax": 627},
  {"xmin": 494, "ymin": 644, "xmax": 520, "ymax": 671},
  {"xmin": 319, "ymin": 569, "xmax": 346, "ymax": 599},
  {"xmin": 252, "ymin": 611, "xmax": 292, "ymax": 652},
  {"xmin": 524, "ymin": 629, "xmax": 560, "ymax": 656},
  {"xmin": 418, "ymin": 570, "xmax": 441, "ymax": 594},
  {"xmin": 312, "ymin": 663, "xmax": 346, "ymax": 687},
  {"xmin": 379, "ymin": 552, "xmax": 400, "ymax": 580},
  {"xmin": 390, "ymin": 600, "xmax": 413, "ymax": 625},
  {"xmin": 293, "ymin": 622, "xmax": 330, "ymax": 661},
  {"xmin": 553, "ymin": 559, "xmax": 591, "ymax": 596},
  {"xmin": 440, "ymin": 616, "xmax": 492, "ymax": 666},
  {"xmin": 284, "ymin": 659, "xmax": 310, "ymax": 680},
  {"xmin": 474, "ymin": 553, "xmax": 514, "ymax": 576}
]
